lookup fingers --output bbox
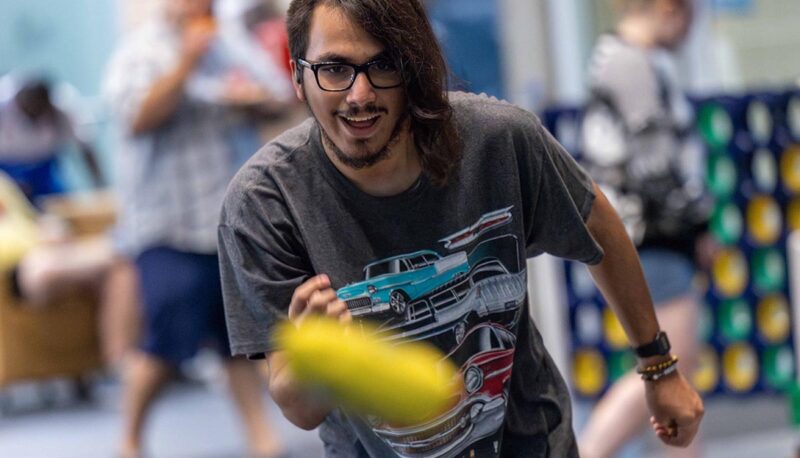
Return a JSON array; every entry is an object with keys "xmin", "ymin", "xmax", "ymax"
[
  {"xmin": 288, "ymin": 274, "xmax": 352, "ymax": 325},
  {"xmin": 288, "ymin": 274, "xmax": 328, "ymax": 319},
  {"xmin": 650, "ymin": 416, "xmax": 698, "ymax": 447}
]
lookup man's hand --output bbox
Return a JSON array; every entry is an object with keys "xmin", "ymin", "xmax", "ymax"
[
  {"xmin": 181, "ymin": 16, "xmax": 216, "ymax": 67},
  {"xmin": 645, "ymin": 370, "xmax": 704, "ymax": 447},
  {"xmin": 268, "ymin": 274, "xmax": 349, "ymax": 430},
  {"xmin": 288, "ymin": 274, "xmax": 352, "ymax": 326}
]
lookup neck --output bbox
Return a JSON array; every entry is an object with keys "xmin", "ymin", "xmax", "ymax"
[
  {"xmin": 323, "ymin": 131, "xmax": 422, "ymax": 197},
  {"xmin": 617, "ymin": 16, "xmax": 657, "ymax": 49}
]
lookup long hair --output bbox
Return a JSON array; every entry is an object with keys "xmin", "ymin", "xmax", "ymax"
[{"xmin": 286, "ymin": 0, "xmax": 463, "ymax": 186}]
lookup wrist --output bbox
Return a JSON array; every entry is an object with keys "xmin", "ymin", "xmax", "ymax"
[
  {"xmin": 637, "ymin": 354, "xmax": 679, "ymax": 381},
  {"xmin": 633, "ymin": 330, "xmax": 671, "ymax": 358}
]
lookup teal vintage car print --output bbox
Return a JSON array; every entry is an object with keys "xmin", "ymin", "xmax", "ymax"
[{"xmin": 337, "ymin": 250, "xmax": 470, "ymax": 318}]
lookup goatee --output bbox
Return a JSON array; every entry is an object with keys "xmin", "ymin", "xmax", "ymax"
[{"xmin": 317, "ymin": 108, "xmax": 410, "ymax": 170}]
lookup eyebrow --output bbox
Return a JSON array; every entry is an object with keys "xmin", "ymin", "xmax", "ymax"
[{"xmin": 312, "ymin": 51, "xmax": 390, "ymax": 63}]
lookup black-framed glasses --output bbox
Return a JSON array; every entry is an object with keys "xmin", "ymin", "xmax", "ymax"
[{"xmin": 296, "ymin": 58, "xmax": 403, "ymax": 92}]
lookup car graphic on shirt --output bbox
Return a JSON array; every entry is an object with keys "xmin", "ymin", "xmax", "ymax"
[
  {"xmin": 337, "ymin": 250, "xmax": 470, "ymax": 318},
  {"xmin": 373, "ymin": 323, "xmax": 516, "ymax": 457},
  {"xmin": 337, "ymin": 235, "xmax": 526, "ymax": 344},
  {"xmin": 439, "ymin": 207, "xmax": 512, "ymax": 251}
]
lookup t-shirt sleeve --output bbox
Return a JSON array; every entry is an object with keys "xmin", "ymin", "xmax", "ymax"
[
  {"xmin": 523, "ymin": 117, "xmax": 604, "ymax": 265},
  {"xmin": 218, "ymin": 171, "xmax": 313, "ymax": 356}
]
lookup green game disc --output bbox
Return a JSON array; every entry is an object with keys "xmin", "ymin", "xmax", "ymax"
[
  {"xmin": 762, "ymin": 345, "xmax": 795, "ymax": 390},
  {"xmin": 718, "ymin": 299, "xmax": 753, "ymax": 342},
  {"xmin": 608, "ymin": 350, "xmax": 636, "ymax": 382},
  {"xmin": 710, "ymin": 201, "xmax": 743, "ymax": 245},
  {"xmin": 698, "ymin": 103, "xmax": 733, "ymax": 150},
  {"xmin": 751, "ymin": 248, "xmax": 786, "ymax": 294},
  {"xmin": 707, "ymin": 153, "xmax": 737, "ymax": 199}
]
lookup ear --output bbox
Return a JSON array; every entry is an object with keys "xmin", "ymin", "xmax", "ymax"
[{"xmin": 289, "ymin": 59, "xmax": 305, "ymax": 102}]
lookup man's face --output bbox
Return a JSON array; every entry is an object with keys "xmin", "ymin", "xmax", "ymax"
[
  {"xmin": 291, "ymin": 4, "xmax": 409, "ymax": 170},
  {"xmin": 656, "ymin": 0, "xmax": 694, "ymax": 50},
  {"xmin": 167, "ymin": 0, "xmax": 213, "ymax": 25}
]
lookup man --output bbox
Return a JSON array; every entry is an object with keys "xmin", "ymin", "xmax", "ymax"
[
  {"xmin": 0, "ymin": 77, "xmax": 104, "ymax": 204},
  {"xmin": 578, "ymin": 1, "xmax": 708, "ymax": 457},
  {"xmin": 103, "ymin": 0, "xmax": 286, "ymax": 456},
  {"xmin": 218, "ymin": 0, "xmax": 704, "ymax": 456}
]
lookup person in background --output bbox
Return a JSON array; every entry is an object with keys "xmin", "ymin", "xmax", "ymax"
[
  {"xmin": 0, "ymin": 76, "xmax": 104, "ymax": 204},
  {"xmin": 103, "ymin": 0, "xmax": 287, "ymax": 456},
  {"xmin": 215, "ymin": 0, "xmax": 297, "ymax": 166},
  {"xmin": 218, "ymin": 0, "xmax": 703, "ymax": 456},
  {"xmin": 578, "ymin": 1, "xmax": 709, "ymax": 457},
  {"xmin": 0, "ymin": 170, "xmax": 112, "ymax": 305},
  {"xmin": 0, "ymin": 169, "xmax": 138, "ymax": 369}
]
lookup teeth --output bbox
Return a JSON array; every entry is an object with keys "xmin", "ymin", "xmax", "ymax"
[{"xmin": 344, "ymin": 115, "xmax": 379, "ymax": 123}]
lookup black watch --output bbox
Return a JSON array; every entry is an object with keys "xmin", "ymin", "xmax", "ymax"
[{"xmin": 634, "ymin": 331, "xmax": 671, "ymax": 358}]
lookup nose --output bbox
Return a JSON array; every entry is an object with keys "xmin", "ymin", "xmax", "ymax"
[{"xmin": 346, "ymin": 72, "xmax": 377, "ymax": 106}]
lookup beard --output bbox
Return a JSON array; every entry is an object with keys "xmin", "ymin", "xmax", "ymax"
[{"xmin": 311, "ymin": 102, "xmax": 410, "ymax": 170}]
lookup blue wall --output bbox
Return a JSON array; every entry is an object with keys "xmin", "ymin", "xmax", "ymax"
[
  {"xmin": 0, "ymin": 0, "xmax": 118, "ymax": 189},
  {"xmin": 427, "ymin": 0, "xmax": 505, "ymax": 100},
  {"xmin": 0, "ymin": 0, "xmax": 117, "ymax": 95}
]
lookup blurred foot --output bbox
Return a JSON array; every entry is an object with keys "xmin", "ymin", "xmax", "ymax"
[
  {"xmin": 118, "ymin": 439, "xmax": 141, "ymax": 458},
  {"xmin": 249, "ymin": 438, "xmax": 285, "ymax": 458}
]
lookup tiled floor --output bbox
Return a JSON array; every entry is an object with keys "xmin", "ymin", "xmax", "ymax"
[
  {"xmin": 0, "ymin": 376, "xmax": 324, "ymax": 458},
  {"xmin": 1, "ymin": 372, "xmax": 797, "ymax": 457}
]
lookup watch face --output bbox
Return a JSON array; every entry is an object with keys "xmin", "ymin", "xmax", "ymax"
[{"xmin": 636, "ymin": 331, "xmax": 671, "ymax": 357}]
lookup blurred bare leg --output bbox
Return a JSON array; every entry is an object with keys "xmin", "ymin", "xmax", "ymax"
[
  {"xmin": 224, "ymin": 358, "xmax": 284, "ymax": 457},
  {"xmin": 120, "ymin": 351, "xmax": 172, "ymax": 458},
  {"xmin": 579, "ymin": 295, "xmax": 700, "ymax": 458},
  {"xmin": 99, "ymin": 258, "xmax": 141, "ymax": 366}
]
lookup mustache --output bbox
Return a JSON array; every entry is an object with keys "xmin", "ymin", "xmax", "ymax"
[{"xmin": 335, "ymin": 104, "xmax": 387, "ymax": 118}]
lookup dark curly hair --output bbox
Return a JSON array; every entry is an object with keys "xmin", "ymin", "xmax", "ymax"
[{"xmin": 287, "ymin": 0, "xmax": 463, "ymax": 186}]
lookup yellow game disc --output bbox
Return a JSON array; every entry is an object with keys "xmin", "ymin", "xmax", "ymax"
[
  {"xmin": 691, "ymin": 345, "xmax": 720, "ymax": 395},
  {"xmin": 780, "ymin": 145, "xmax": 800, "ymax": 194},
  {"xmin": 721, "ymin": 342, "xmax": 759, "ymax": 393},
  {"xmin": 572, "ymin": 348, "xmax": 607, "ymax": 397},
  {"xmin": 274, "ymin": 317, "xmax": 460, "ymax": 425},
  {"xmin": 746, "ymin": 195, "xmax": 782, "ymax": 246},
  {"xmin": 603, "ymin": 306, "xmax": 629, "ymax": 350},
  {"xmin": 756, "ymin": 294, "xmax": 791, "ymax": 344},
  {"xmin": 711, "ymin": 248, "xmax": 749, "ymax": 298},
  {"xmin": 788, "ymin": 198, "xmax": 800, "ymax": 232}
]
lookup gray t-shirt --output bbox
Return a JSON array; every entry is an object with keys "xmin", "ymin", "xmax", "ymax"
[{"xmin": 219, "ymin": 92, "xmax": 603, "ymax": 457}]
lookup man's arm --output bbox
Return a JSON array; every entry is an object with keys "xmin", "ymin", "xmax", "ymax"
[
  {"xmin": 75, "ymin": 141, "xmax": 104, "ymax": 188},
  {"xmin": 128, "ymin": 22, "xmax": 214, "ymax": 135},
  {"xmin": 267, "ymin": 274, "xmax": 352, "ymax": 430},
  {"xmin": 585, "ymin": 181, "xmax": 704, "ymax": 447}
]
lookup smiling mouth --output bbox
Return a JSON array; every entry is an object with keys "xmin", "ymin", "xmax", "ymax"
[{"xmin": 341, "ymin": 114, "xmax": 380, "ymax": 129}]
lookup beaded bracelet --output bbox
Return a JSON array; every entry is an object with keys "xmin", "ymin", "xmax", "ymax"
[{"xmin": 636, "ymin": 354, "xmax": 679, "ymax": 381}]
